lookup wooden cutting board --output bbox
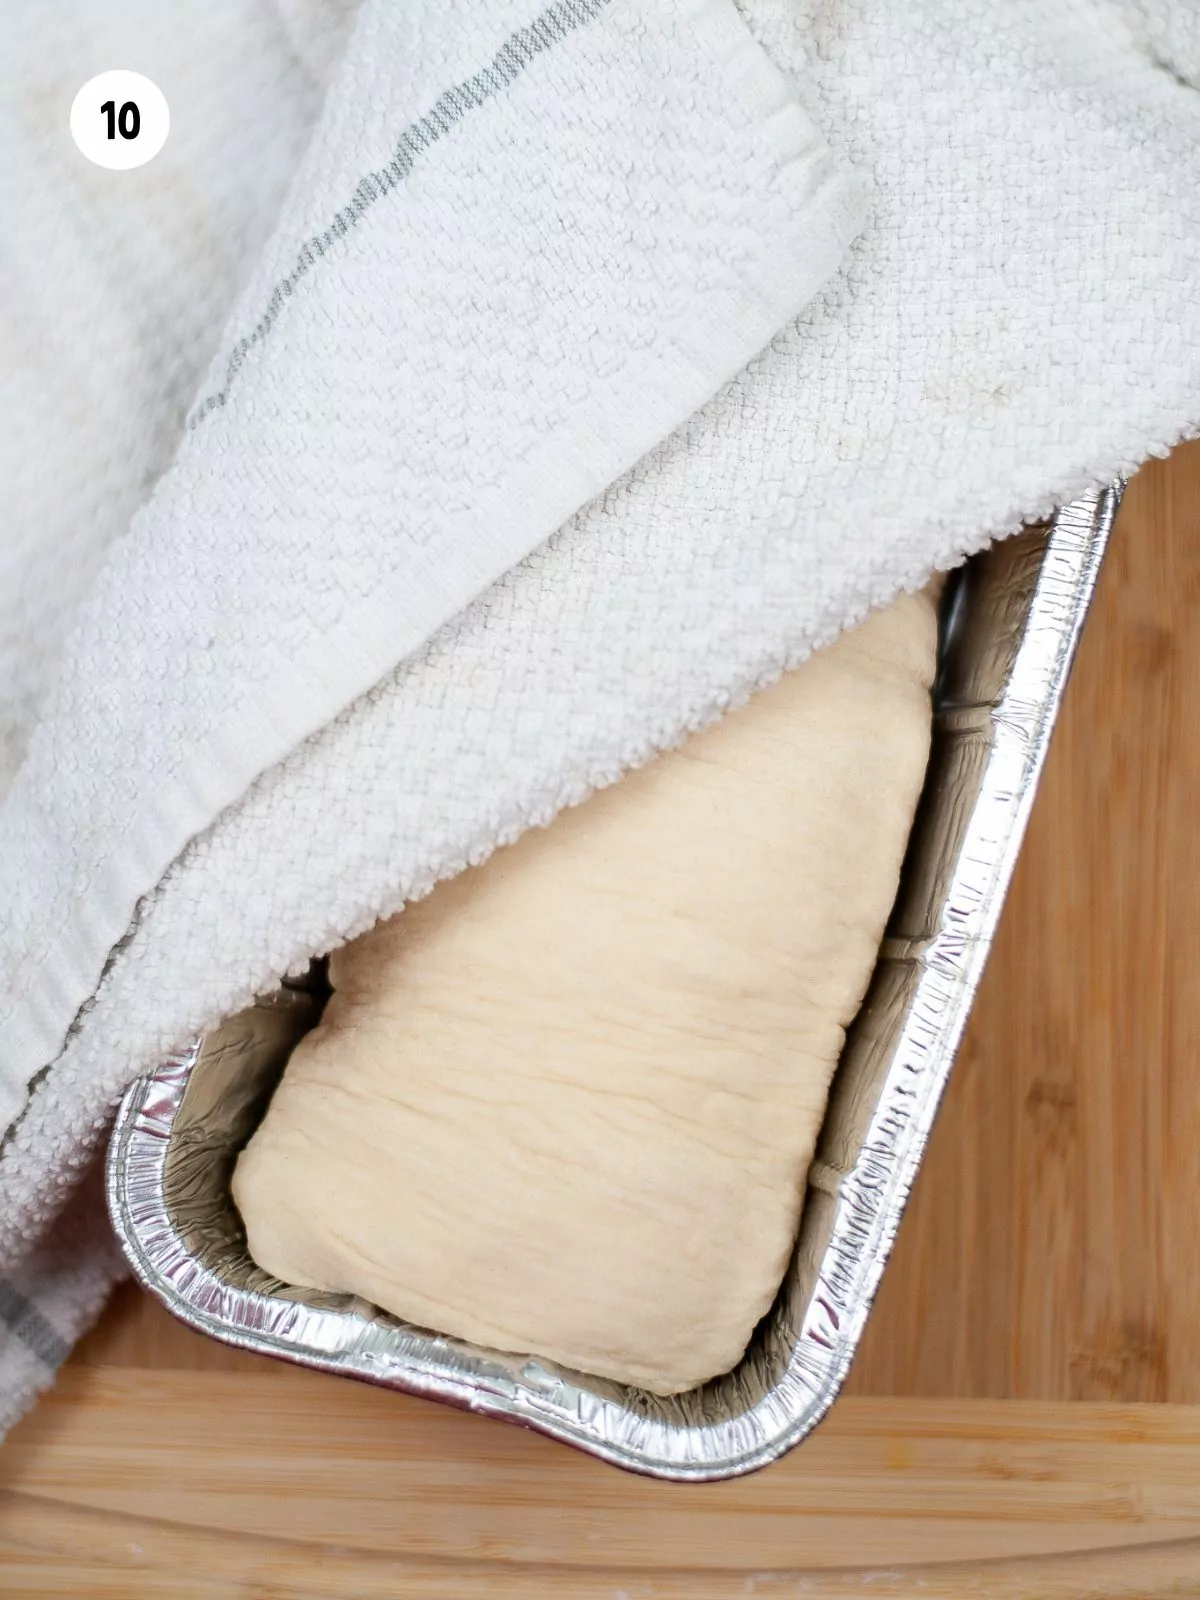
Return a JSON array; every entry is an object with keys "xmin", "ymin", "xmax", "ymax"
[{"xmin": 3, "ymin": 443, "xmax": 1199, "ymax": 1596}]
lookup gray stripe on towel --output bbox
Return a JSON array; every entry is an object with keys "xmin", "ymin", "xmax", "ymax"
[
  {"xmin": 190, "ymin": 0, "xmax": 612, "ymax": 425},
  {"xmin": 0, "ymin": 1280, "xmax": 70, "ymax": 1369}
]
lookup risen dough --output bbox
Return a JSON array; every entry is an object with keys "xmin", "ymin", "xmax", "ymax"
[{"xmin": 234, "ymin": 590, "xmax": 937, "ymax": 1394}]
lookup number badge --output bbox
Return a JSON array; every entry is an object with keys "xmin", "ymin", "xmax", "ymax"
[{"xmin": 70, "ymin": 71, "xmax": 169, "ymax": 171}]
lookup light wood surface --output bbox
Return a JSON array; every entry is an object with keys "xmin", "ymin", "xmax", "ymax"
[
  {"xmin": 8, "ymin": 1372, "xmax": 1200, "ymax": 1597},
  {"xmin": 3, "ymin": 442, "xmax": 1199, "ymax": 1595}
]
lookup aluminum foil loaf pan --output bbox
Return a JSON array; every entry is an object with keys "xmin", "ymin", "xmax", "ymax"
[{"xmin": 107, "ymin": 485, "xmax": 1120, "ymax": 1481}]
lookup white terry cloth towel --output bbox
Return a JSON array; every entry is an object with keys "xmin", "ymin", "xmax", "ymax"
[
  {"xmin": 0, "ymin": 0, "xmax": 863, "ymax": 1106},
  {"xmin": 2, "ymin": 0, "xmax": 1200, "ymax": 1431}
]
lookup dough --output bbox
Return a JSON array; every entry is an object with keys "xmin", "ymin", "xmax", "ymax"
[{"xmin": 234, "ymin": 590, "xmax": 938, "ymax": 1394}]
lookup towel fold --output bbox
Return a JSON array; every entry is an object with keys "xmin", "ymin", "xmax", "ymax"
[{"xmin": 0, "ymin": 0, "xmax": 864, "ymax": 1121}]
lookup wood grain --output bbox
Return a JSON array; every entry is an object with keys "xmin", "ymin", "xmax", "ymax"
[
  {"xmin": 5, "ymin": 442, "xmax": 1200, "ymax": 1593},
  {"xmin": 8, "ymin": 1372, "xmax": 1200, "ymax": 1595}
]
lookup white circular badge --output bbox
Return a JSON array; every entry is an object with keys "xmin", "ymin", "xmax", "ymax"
[{"xmin": 70, "ymin": 71, "xmax": 169, "ymax": 170}]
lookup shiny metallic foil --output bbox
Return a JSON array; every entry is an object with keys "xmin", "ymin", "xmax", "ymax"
[{"xmin": 106, "ymin": 485, "xmax": 1121, "ymax": 1480}]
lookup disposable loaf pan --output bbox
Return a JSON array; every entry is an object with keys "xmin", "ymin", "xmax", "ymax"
[{"xmin": 106, "ymin": 484, "xmax": 1121, "ymax": 1481}]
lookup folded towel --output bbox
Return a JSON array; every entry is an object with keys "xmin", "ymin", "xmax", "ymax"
[
  {"xmin": 0, "ymin": 0, "xmax": 863, "ymax": 1112},
  {"xmin": 1, "ymin": 0, "xmax": 1198, "ymax": 1434}
]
